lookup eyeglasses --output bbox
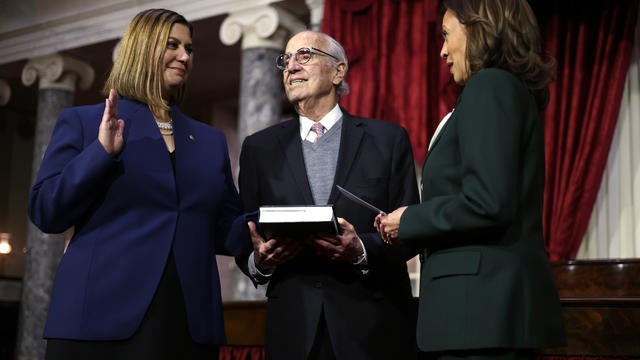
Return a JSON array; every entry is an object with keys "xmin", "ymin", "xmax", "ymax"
[{"xmin": 276, "ymin": 47, "xmax": 340, "ymax": 71}]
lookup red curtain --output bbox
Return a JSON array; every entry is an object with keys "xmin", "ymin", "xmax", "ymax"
[
  {"xmin": 322, "ymin": 0, "xmax": 639, "ymax": 261},
  {"xmin": 321, "ymin": 0, "xmax": 453, "ymax": 166},
  {"xmin": 219, "ymin": 345, "xmax": 264, "ymax": 360},
  {"xmin": 540, "ymin": 1, "xmax": 639, "ymax": 261}
]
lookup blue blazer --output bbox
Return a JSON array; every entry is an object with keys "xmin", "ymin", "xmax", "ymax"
[{"xmin": 28, "ymin": 97, "xmax": 246, "ymax": 345}]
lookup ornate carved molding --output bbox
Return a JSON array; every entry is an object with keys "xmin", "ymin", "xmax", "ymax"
[
  {"xmin": 305, "ymin": 0, "xmax": 325, "ymax": 31},
  {"xmin": 219, "ymin": 5, "xmax": 306, "ymax": 49},
  {"xmin": 0, "ymin": 79, "xmax": 10, "ymax": 106},
  {"xmin": 0, "ymin": 0, "xmax": 277, "ymax": 66},
  {"xmin": 22, "ymin": 53, "xmax": 94, "ymax": 91}
]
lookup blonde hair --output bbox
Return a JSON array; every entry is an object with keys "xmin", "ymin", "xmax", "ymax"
[{"xmin": 103, "ymin": 9, "xmax": 192, "ymax": 121}]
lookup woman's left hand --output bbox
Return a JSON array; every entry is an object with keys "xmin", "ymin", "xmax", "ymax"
[{"xmin": 374, "ymin": 206, "xmax": 407, "ymax": 245}]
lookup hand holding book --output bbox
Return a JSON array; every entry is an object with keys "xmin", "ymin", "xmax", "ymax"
[
  {"xmin": 305, "ymin": 217, "xmax": 366, "ymax": 264},
  {"xmin": 257, "ymin": 185, "xmax": 386, "ymax": 241},
  {"xmin": 258, "ymin": 205, "xmax": 340, "ymax": 239},
  {"xmin": 247, "ymin": 220, "xmax": 302, "ymax": 271}
]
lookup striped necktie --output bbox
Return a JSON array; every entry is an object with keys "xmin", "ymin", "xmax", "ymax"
[{"xmin": 311, "ymin": 122, "xmax": 324, "ymax": 143}]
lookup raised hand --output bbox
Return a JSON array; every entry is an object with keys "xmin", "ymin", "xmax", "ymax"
[{"xmin": 98, "ymin": 89, "xmax": 125, "ymax": 156}]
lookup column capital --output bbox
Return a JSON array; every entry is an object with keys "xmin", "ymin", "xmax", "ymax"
[
  {"xmin": 21, "ymin": 53, "xmax": 95, "ymax": 91},
  {"xmin": 219, "ymin": 5, "xmax": 306, "ymax": 50},
  {"xmin": 0, "ymin": 79, "xmax": 10, "ymax": 106},
  {"xmin": 305, "ymin": 0, "xmax": 325, "ymax": 31}
]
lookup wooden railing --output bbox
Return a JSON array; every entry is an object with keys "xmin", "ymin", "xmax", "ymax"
[
  {"xmin": 223, "ymin": 300, "xmax": 267, "ymax": 346},
  {"xmin": 542, "ymin": 259, "xmax": 640, "ymax": 357},
  {"xmin": 223, "ymin": 259, "xmax": 640, "ymax": 359}
]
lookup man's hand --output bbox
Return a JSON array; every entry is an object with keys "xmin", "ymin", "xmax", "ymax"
[
  {"xmin": 306, "ymin": 217, "xmax": 364, "ymax": 262},
  {"xmin": 248, "ymin": 221, "xmax": 302, "ymax": 272}
]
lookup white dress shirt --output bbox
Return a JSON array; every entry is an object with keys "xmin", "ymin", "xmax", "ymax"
[
  {"xmin": 428, "ymin": 110, "xmax": 454, "ymax": 151},
  {"xmin": 299, "ymin": 104, "xmax": 343, "ymax": 141}
]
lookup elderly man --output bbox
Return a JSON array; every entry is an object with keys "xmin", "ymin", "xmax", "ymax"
[{"xmin": 236, "ymin": 31, "xmax": 419, "ymax": 360}]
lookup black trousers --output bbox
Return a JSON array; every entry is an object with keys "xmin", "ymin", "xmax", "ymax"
[{"xmin": 307, "ymin": 308, "xmax": 336, "ymax": 360}]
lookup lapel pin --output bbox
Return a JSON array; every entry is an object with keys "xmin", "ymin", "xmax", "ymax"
[{"xmin": 189, "ymin": 134, "xmax": 195, "ymax": 141}]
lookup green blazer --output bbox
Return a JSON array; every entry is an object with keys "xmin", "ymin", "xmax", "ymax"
[{"xmin": 400, "ymin": 68, "xmax": 566, "ymax": 352}]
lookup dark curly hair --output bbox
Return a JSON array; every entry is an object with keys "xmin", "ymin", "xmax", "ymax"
[{"xmin": 440, "ymin": 0, "xmax": 555, "ymax": 110}]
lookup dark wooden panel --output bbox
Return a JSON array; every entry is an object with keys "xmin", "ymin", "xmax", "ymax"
[
  {"xmin": 541, "ymin": 259, "xmax": 640, "ymax": 356},
  {"xmin": 552, "ymin": 259, "xmax": 640, "ymax": 298},
  {"xmin": 223, "ymin": 300, "xmax": 266, "ymax": 346},
  {"xmin": 543, "ymin": 307, "xmax": 640, "ymax": 356}
]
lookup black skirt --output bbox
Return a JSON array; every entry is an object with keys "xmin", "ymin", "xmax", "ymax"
[{"xmin": 45, "ymin": 253, "xmax": 219, "ymax": 360}]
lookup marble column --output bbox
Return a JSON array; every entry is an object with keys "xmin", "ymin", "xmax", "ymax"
[
  {"xmin": 220, "ymin": 5, "xmax": 306, "ymax": 150},
  {"xmin": 0, "ymin": 79, "xmax": 10, "ymax": 106},
  {"xmin": 219, "ymin": 5, "xmax": 305, "ymax": 300},
  {"xmin": 306, "ymin": 0, "xmax": 326, "ymax": 31},
  {"xmin": 16, "ymin": 53, "xmax": 94, "ymax": 360}
]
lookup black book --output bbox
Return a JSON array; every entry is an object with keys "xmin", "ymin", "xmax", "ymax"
[{"xmin": 258, "ymin": 205, "xmax": 341, "ymax": 239}]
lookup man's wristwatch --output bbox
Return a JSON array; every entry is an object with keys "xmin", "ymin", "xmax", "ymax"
[{"xmin": 353, "ymin": 251, "xmax": 366, "ymax": 266}]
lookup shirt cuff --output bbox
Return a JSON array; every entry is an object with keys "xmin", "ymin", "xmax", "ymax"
[{"xmin": 248, "ymin": 252, "xmax": 274, "ymax": 283}]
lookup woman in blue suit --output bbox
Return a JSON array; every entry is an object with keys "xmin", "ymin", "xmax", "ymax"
[
  {"xmin": 376, "ymin": 0, "xmax": 566, "ymax": 359},
  {"xmin": 28, "ymin": 8, "xmax": 246, "ymax": 360}
]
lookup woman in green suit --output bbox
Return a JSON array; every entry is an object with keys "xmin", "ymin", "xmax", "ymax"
[{"xmin": 375, "ymin": 0, "xmax": 566, "ymax": 359}]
